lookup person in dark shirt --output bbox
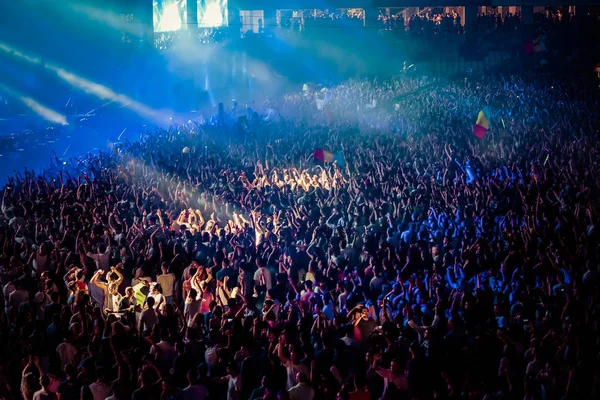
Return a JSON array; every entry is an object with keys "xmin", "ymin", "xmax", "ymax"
[
  {"xmin": 57, "ymin": 364, "xmax": 82, "ymax": 400},
  {"xmin": 239, "ymin": 345, "xmax": 260, "ymax": 400},
  {"xmin": 160, "ymin": 377, "xmax": 183, "ymax": 400},
  {"xmin": 406, "ymin": 344, "xmax": 432, "ymax": 400},
  {"xmin": 352, "ymin": 307, "xmax": 377, "ymax": 342},
  {"xmin": 216, "ymin": 260, "xmax": 236, "ymax": 288},
  {"xmin": 267, "ymin": 354, "xmax": 287, "ymax": 393},
  {"xmin": 172, "ymin": 342, "xmax": 192, "ymax": 389},
  {"xmin": 249, "ymin": 375, "xmax": 270, "ymax": 400},
  {"xmin": 118, "ymin": 287, "xmax": 136, "ymax": 323},
  {"xmin": 44, "ymin": 292, "xmax": 62, "ymax": 327},
  {"xmin": 132, "ymin": 365, "xmax": 161, "ymax": 400}
]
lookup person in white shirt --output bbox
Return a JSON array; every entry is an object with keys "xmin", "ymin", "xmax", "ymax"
[
  {"xmin": 184, "ymin": 289, "xmax": 201, "ymax": 328},
  {"xmin": 34, "ymin": 281, "xmax": 52, "ymax": 321},
  {"xmin": 139, "ymin": 297, "xmax": 158, "ymax": 337},
  {"xmin": 86, "ymin": 243, "xmax": 111, "ymax": 272},
  {"xmin": 253, "ymin": 258, "xmax": 273, "ymax": 291},
  {"xmin": 3, "ymin": 279, "xmax": 16, "ymax": 311},
  {"xmin": 88, "ymin": 367, "xmax": 112, "ymax": 400},
  {"xmin": 277, "ymin": 335, "xmax": 310, "ymax": 390},
  {"xmin": 150, "ymin": 331, "xmax": 177, "ymax": 370},
  {"xmin": 373, "ymin": 356, "xmax": 408, "ymax": 398},
  {"xmin": 147, "ymin": 283, "xmax": 165, "ymax": 312},
  {"xmin": 336, "ymin": 282, "xmax": 349, "ymax": 313},
  {"xmin": 31, "ymin": 245, "xmax": 50, "ymax": 277},
  {"xmin": 214, "ymin": 362, "xmax": 242, "ymax": 400},
  {"xmin": 8, "ymin": 281, "xmax": 28, "ymax": 313},
  {"xmin": 157, "ymin": 263, "xmax": 176, "ymax": 304},
  {"xmin": 288, "ymin": 372, "xmax": 315, "ymax": 400},
  {"xmin": 56, "ymin": 332, "xmax": 79, "ymax": 371}
]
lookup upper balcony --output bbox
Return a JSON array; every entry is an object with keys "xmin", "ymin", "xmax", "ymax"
[{"xmin": 230, "ymin": 0, "xmax": 599, "ymax": 8}]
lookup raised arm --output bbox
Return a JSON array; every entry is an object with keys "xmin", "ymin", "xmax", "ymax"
[
  {"xmin": 110, "ymin": 265, "xmax": 124, "ymax": 287},
  {"xmin": 91, "ymin": 270, "xmax": 108, "ymax": 291},
  {"xmin": 190, "ymin": 267, "xmax": 202, "ymax": 293},
  {"xmin": 277, "ymin": 335, "xmax": 289, "ymax": 364}
]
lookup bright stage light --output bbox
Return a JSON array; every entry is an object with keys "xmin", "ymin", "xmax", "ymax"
[
  {"xmin": 198, "ymin": 0, "xmax": 228, "ymax": 28},
  {"xmin": 159, "ymin": 3, "xmax": 184, "ymax": 31},
  {"xmin": 154, "ymin": 1, "xmax": 188, "ymax": 32},
  {"xmin": 201, "ymin": 2, "xmax": 223, "ymax": 27}
]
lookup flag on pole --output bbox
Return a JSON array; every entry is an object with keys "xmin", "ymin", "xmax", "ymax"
[
  {"xmin": 314, "ymin": 149, "xmax": 345, "ymax": 166},
  {"xmin": 473, "ymin": 107, "xmax": 490, "ymax": 139},
  {"xmin": 333, "ymin": 151, "xmax": 346, "ymax": 168},
  {"xmin": 314, "ymin": 149, "xmax": 334, "ymax": 162}
]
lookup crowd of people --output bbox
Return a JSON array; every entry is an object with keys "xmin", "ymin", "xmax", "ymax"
[
  {"xmin": 377, "ymin": 9, "xmax": 576, "ymax": 35},
  {"xmin": 1, "ymin": 32, "xmax": 600, "ymax": 400}
]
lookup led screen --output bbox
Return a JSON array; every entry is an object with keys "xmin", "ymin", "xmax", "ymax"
[
  {"xmin": 198, "ymin": 0, "xmax": 228, "ymax": 28},
  {"xmin": 153, "ymin": 0, "xmax": 188, "ymax": 32}
]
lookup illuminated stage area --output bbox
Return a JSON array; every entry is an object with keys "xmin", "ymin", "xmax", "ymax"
[
  {"xmin": 198, "ymin": 0, "xmax": 228, "ymax": 27},
  {"xmin": 153, "ymin": 0, "xmax": 188, "ymax": 32},
  {"xmin": 153, "ymin": 0, "xmax": 228, "ymax": 32}
]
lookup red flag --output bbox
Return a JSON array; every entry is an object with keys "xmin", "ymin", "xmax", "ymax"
[
  {"xmin": 473, "ymin": 108, "xmax": 490, "ymax": 139},
  {"xmin": 313, "ymin": 149, "xmax": 334, "ymax": 162},
  {"xmin": 473, "ymin": 124, "xmax": 487, "ymax": 139}
]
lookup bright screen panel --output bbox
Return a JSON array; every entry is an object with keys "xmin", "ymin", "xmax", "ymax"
[
  {"xmin": 198, "ymin": 0, "xmax": 228, "ymax": 28},
  {"xmin": 153, "ymin": 0, "xmax": 188, "ymax": 32}
]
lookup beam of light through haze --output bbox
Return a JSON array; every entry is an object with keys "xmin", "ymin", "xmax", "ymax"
[{"xmin": 0, "ymin": 82, "xmax": 67, "ymax": 125}]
